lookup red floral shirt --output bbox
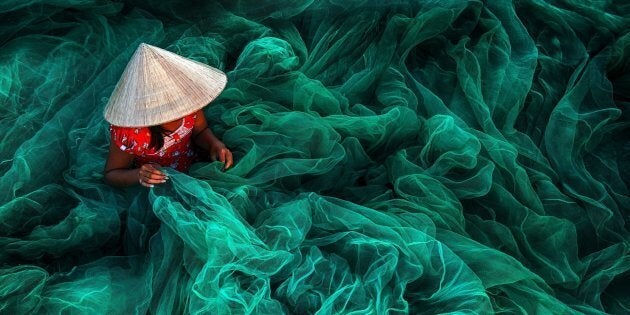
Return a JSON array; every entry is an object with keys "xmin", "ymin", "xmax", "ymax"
[{"xmin": 109, "ymin": 113, "xmax": 197, "ymax": 172}]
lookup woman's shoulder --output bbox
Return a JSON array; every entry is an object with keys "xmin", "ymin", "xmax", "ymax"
[
  {"xmin": 184, "ymin": 112, "xmax": 197, "ymax": 128},
  {"xmin": 109, "ymin": 125, "xmax": 151, "ymax": 154}
]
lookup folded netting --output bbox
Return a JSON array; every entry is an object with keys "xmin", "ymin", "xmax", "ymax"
[{"xmin": 1, "ymin": 0, "xmax": 629, "ymax": 314}]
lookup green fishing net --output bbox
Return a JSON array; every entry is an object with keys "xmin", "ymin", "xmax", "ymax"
[{"xmin": 1, "ymin": 0, "xmax": 629, "ymax": 314}]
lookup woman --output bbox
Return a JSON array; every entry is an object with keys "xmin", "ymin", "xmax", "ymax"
[{"xmin": 103, "ymin": 43, "xmax": 233, "ymax": 188}]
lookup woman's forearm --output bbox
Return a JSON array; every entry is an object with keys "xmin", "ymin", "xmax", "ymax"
[
  {"xmin": 193, "ymin": 127, "xmax": 221, "ymax": 150},
  {"xmin": 104, "ymin": 168, "xmax": 139, "ymax": 188}
]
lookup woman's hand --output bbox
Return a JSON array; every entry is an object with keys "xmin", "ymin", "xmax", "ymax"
[
  {"xmin": 208, "ymin": 140, "xmax": 233, "ymax": 170},
  {"xmin": 138, "ymin": 163, "xmax": 169, "ymax": 187}
]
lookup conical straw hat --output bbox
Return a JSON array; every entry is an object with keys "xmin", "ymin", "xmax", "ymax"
[{"xmin": 103, "ymin": 43, "xmax": 227, "ymax": 127}]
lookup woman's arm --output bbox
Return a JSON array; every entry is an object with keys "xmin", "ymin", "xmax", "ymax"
[
  {"xmin": 192, "ymin": 110, "xmax": 233, "ymax": 169},
  {"xmin": 104, "ymin": 141, "xmax": 167, "ymax": 188}
]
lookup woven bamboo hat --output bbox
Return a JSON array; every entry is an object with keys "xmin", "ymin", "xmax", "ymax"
[{"xmin": 103, "ymin": 43, "xmax": 227, "ymax": 127}]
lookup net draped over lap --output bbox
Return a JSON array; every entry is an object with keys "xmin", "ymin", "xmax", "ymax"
[{"xmin": 1, "ymin": 0, "xmax": 629, "ymax": 314}]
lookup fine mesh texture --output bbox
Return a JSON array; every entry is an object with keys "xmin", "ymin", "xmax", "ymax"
[{"xmin": 1, "ymin": 0, "xmax": 629, "ymax": 314}]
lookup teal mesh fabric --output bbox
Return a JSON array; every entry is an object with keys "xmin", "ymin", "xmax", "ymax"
[{"xmin": 1, "ymin": 0, "xmax": 629, "ymax": 314}]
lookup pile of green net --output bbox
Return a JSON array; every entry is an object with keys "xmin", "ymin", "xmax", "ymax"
[{"xmin": 1, "ymin": 0, "xmax": 629, "ymax": 313}]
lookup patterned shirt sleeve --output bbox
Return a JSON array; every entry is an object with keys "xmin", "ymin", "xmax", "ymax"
[{"xmin": 109, "ymin": 125, "xmax": 150, "ymax": 155}]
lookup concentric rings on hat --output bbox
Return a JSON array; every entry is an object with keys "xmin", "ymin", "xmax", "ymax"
[{"xmin": 104, "ymin": 43, "xmax": 227, "ymax": 127}]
